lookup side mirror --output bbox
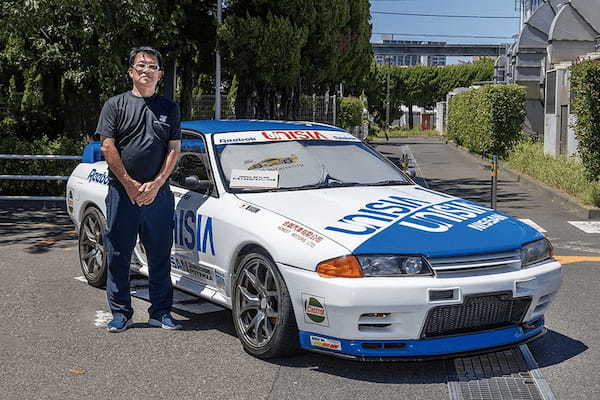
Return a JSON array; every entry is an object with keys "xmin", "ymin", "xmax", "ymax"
[{"xmin": 183, "ymin": 175, "xmax": 210, "ymax": 192}]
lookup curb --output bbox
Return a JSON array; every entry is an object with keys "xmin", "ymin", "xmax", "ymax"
[{"xmin": 445, "ymin": 141, "xmax": 600, "ymax": 220}]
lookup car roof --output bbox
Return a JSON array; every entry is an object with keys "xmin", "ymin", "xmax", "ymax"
[{"xmin": 181, "ymin": 120, "xmax": 346, "ymax": 134}]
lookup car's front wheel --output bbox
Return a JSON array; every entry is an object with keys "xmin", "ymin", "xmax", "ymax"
[
  {"xmin": 78, "ymin": 207, "xmax": 107, "ymax": 288},
  {"xmin": 232, "ymin": 251, "xmax": 300, "ymax": 359}
]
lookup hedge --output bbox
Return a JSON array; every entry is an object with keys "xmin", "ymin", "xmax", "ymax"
[
  {"xmin": 570, "ymin": 60, "xmax": 600, "ymax": 182},
  {"xmin": 338, "ymin": 96, "xmax": 365, "ymax": 129},
  {"xmin": 0, "ymin": 135, "xmax": 85, "ymax": 196},
  {"xmin": 447, "ymin": 85, "xmax": 527, "ymax": 157}
]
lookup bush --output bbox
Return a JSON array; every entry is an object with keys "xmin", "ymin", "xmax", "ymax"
[
  {"xmin": 506, "ymin": 140, "xmax": 600, "ymax": 207},
  {"xmin": 570, "ymin": 60, "xmax": 600, "ymax": 182},
  {"xmin": 338, "ymin": 96, "xmax": 365, "ymax": 129},
  {"xmin": 448, "ymin": 84, "xmax": 526, "ymax": 157},
  {"xmin": 0, "ymin": 136, "xmax": 85, "ymax": 196}
]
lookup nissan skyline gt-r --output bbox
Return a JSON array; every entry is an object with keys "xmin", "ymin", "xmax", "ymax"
[{"xmin": 66, "ymin": 120, "xmax": 562, "ymax": 360}]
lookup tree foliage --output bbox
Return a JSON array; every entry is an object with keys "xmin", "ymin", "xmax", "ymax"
[
  {"xmin": 0, "ymin": 0, "xmax": 214, "ymax": 141},
  {"xmin": 570, "ymin": 60, "xmax": 600, "ymax": 182},
  {"xmin": 448, "ymin": 84, "xmax": 526, "ymax": 157},
  {"xmin": 219, "ymin": 0, "xmax": 372, "ymax": 119},
  {"xmin": 365, "ymin": 59, "xmax": 493, "ymax": 128}
]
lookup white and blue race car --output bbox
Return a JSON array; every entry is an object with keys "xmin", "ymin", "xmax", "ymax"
[{"xmin": 67, "ymin": 120, "xmax": 562, "ymax": 360}]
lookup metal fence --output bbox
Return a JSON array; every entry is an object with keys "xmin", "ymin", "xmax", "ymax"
[
  {"xmin": 190, "ymin": 93, "xmax": 339, "ymax": 125},
  {"xmin": 0, "ymin": 154, "xmax": 80, "ymax": 201}
]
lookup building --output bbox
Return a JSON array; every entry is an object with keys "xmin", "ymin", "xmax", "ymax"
[{"xmin": 374, "ymin": 35, "xmax": 447, "ymax": 66}]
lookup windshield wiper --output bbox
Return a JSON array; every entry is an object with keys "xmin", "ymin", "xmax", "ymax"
[
  {"xmin": 365, "ymin": 179, "xmax": 412, "ymax": 186},
  {"xmin": 284, "ymin": 181, "xmax": 364, "ymax": 191}
]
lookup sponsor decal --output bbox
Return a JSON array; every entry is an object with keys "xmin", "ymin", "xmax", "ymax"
[
  {"xmin": 173, "ymin": 210, "xmax": 216, "ymax": 256},
  {"xmin": 239, "ymin": 203, "xmax": 260, "ymax": 213},
  {"xmin": 302, "ymin": 294, "xmax": 328, "ymax": 326},
  {"xmin": 87, "ymin": 168, "xmax": 110, "ymax": 185},
  {"xmin": 214, "ymin": 130, "xmax": 360, "ymax": 145},
  {"xmin": 467, "ymin": 213, "xmax": 508, "ymax": 231},
  {"xmin": 247, "ymin": 155, "xmax": 300, "ymax": 170},
  {"xmin": 230, "ymin": 169, "xmax": 279, "ymax": 189},
  {"xmin": 278, "ymin": 220, "xmax": 323, "ymax": 248},
  {"xmin": 325, "ymin": 196, "xmax": 497, "ymax": 235},
  {"xmin": 170, "ymin": 255, "xmax": 213, "ymax": 283},
  {"xmin": 310, "ymin": 336, "xmax": 341, "ymax": 351},
  {"xmin": 173, "ymin": 191, "xmax": 191, "ymax": 200}
]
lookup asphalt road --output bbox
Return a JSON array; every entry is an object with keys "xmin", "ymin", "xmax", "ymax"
[{"xmin": 1, "ymin": 137, "xmax": 598, "ymax": 400}]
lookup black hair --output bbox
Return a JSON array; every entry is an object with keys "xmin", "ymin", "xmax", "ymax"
[{"xmin": 128, "ymin": 46, "xmax": 163, "ymax": 69}]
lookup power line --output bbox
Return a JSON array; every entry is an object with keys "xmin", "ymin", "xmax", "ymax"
[
  {"xmin": 372, "ymin": 11, "xmax": 519, "ymax": 19},
  {"xmin": 373, "ymin": 32, "xmax": 513, "ymax": 39}
]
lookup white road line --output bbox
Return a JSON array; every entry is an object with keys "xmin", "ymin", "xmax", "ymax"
[
  {"xmin": 94, "ymin": 310, "xmax": 113, "ymax": 327},
  {"xmin": 518, "ymin": 219, "xmax": 547, "ymax": 233},
  {"xmin": 568, "ymin": 221, "xmax": 600, "ymax": 234},
  {"xmin": 74, "ymin": 276, "xmax": 87, "ymax": 282}
]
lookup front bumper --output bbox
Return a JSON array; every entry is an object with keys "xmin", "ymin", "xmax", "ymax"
[{"xmin": 278, "ymin": 259, "xmax": 561, "ymax": 358}]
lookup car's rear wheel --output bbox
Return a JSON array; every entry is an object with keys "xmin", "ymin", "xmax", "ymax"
[
  {"xmin": 78, "ymin": 207, "xmax": 107, "ymax": 288},
  {"xmin": 232, "ymin": 252, "xmax": 300, "ymax": 359}
]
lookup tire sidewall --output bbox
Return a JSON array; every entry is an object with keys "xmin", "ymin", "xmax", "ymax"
[
  {"xmin": 78, "ymin": 207, "xmax": 108, "ymax": 288},
  {"xmin": 232, "ymin": 252, "xmax": 298, "ymax": 358}
]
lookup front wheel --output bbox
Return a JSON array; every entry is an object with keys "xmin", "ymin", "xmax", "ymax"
[
  {"xmin": 232, "ymin": 252, "xmax": 300, "ymax": 359},
  {"xmin": 78, "ymin": 207, "xmax": 107, "ymax": 288}
]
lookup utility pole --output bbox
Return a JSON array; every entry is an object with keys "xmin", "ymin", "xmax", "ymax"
[
  {"xmin": 214, "ymin": 0, "xmax": 222, "ymax": 119},
  {"xmin": 385, "ymin": 58, "xmax": 390, "ymax": 140}
]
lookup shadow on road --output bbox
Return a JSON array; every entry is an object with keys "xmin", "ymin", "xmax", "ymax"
[{"xmin": 0, "ymin": 206, "xmax": 76, "ymax": 253}]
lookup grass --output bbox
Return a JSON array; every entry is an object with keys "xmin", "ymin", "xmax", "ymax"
[
  {"xmin": 368, "ymin": 127, "xmax": 443, "ymax": 140},
  {"xmin": 505, "ymin": 141, "xmax": 600, "ymax": 207}
]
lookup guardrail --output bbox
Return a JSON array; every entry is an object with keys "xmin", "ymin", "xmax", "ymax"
[{"xmin": 0, "ymin": 154, "xmax": 81, "ymax": 201}]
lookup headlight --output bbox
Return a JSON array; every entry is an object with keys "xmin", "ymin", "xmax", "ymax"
[
  {"xmin": 520, "ymin": 238, "xmax": 553, "ymax": 267},
  {"xmin": 356, "ymin": 255, "xmax": 433, "ymax": 277}
]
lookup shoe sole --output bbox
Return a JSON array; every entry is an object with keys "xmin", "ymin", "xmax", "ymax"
[
  {"xmin": 107, "ymin": 318, "xmax": 133, "ymax": 333},
  {"xmin": 148, "ymin": 318, "xmax": 182, "ymax": 330}
]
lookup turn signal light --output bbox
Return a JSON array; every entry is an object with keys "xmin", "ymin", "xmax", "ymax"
[{"xmin": 317, "ymin": 256, "xmax": 363, "ymax": 278}]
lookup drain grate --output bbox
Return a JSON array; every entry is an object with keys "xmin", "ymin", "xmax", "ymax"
[{"xmin": 448, "ymin": 347, "xmax": 548, "ymax": 400}]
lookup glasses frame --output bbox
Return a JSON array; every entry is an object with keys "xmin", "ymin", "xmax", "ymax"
[{"xmin": 131, "ymin": 63, "xmax": 161, "ymax": 72}]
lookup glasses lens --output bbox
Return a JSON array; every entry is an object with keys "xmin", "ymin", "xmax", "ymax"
[{"xmin": 133, "ymin": 63, "xmax": 159, "ymax": 71}]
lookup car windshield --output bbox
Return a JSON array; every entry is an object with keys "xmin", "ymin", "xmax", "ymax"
[{"xmin": 214, "ymin": 135, "xmax": 410, "ymax": 192}]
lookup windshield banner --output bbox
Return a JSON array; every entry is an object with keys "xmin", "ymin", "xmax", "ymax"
[{"xmin": 214, "ymin": 130, "xmax": 360, "ymax": 145}]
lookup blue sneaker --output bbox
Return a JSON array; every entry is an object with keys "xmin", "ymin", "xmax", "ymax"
[
  {"xmin": 148, "ymin": 314, "xmax": 183, "ymax": 330},
  {"xmin": 107, "ymin": 315, "xmax": 133, "ymax": 333}
]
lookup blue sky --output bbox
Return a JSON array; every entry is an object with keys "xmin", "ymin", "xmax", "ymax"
[{"xmin": 369, "ymin": 0, "xmax": 521, "ymax": 63}]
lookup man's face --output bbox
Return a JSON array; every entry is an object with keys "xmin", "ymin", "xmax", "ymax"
[{"xmin": 128, "ymin": 52, "xmax": 162, "ymax": 89}]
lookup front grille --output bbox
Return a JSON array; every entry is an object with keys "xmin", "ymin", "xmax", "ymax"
[
  {"xmin": 421, "ymin": 292, "xmax": 531, "ymax": 338},
  {"xmin": 429, "ymin": 250, "xmax": 521, "ymax": 275}
]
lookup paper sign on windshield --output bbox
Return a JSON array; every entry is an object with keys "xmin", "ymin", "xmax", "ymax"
[{"xmin": 230, "ymin": 169, "xmax": 279, "ymax": 189}]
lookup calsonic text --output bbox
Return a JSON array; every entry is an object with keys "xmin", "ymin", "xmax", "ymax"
[
  {"xmin": 173, "ymin": 210, "xmax": 216, "ymax": 256},
  {"xmin": 262, "ymin": 131, "xmax": 330, "ymax": 141},
  {"xmin": 325, "ymin": 197, "xmax": 495, "ymax": 234},
  {"xmin": 87, "ymin": 169, "xmax": 109, "ymax": 185}
]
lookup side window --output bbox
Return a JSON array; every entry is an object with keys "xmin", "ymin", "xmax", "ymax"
[{"xmin": 170, "ymin": 139, "xmax": 217, "ymax": 196}]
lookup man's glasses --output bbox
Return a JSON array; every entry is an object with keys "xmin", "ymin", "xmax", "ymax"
[{"xmin": 132, "ymin": 63, "xmax": 160, "ymax": 72}]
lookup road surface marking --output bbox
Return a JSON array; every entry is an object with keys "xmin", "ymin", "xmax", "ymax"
[
  {"xmin": 518, "ymin": 219, "xmax": 547, "ymax": 232},
  {"xmin": 94, "ymin": 310, "xmax": 112, "ymax": 327},
  {"xmin": 74, "ymin": 276, "xmax": 87, "ymax": 282},
  {"xmin": 568, "ymin": 221, "xmax": 600, "ymax": 234},
  {"xmin": 554, "ymin": 256, "xmax": 600, "ymax": 264}
]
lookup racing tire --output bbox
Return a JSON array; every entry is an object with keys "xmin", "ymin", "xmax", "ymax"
[
  {"xmin": 78, "ymin": 207, "xmax": 107, "ymax": 288},
  {"xmin": 232, "ymin": 252, "xmax": 300, "ymax": 359}
]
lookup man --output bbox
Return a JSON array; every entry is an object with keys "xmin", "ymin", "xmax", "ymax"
[{"xmin": 96, "ymin": 46, "xmax": 182, "ymax": 332}]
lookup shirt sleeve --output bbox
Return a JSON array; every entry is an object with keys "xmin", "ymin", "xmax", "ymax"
[
  {"xmin": 95, "ymin": 99, "xmax": 117, "ymax": 139},
  {"xmin": 170, "ymin": 103, "xmax": 182, "ymax": 141}
]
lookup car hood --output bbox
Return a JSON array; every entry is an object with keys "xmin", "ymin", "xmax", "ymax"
[{"xmin": 236, "ymin": 185, "xmax": 543, "ymax": 257}]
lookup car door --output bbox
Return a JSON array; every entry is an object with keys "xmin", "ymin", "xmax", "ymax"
[{"xmin": 169, "ymin": 138, "xmax": 226, "ymax": 298}]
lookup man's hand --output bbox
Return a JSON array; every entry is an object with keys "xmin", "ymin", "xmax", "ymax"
[
  {"xmin": 136, "ymin": 178, "xmax": 164, "ymax": 206},
  {"xmin": 124, "ymin": 179, "xmax": 142, "ymax": 204}
]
